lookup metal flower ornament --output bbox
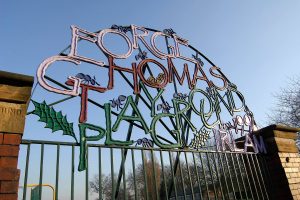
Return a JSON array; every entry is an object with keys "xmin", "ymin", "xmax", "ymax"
[{"xmin": 32, "ymin": 25, "xmax": 266, "ymax": 171}]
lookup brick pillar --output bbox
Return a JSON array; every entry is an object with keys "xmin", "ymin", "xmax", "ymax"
[
  {"xmin": 0, "ymin": 71, "xmax": 33, "ymax": 200},
  {"xmin": 256, "ymin": 124, "xmax": 300, "ymax": 200}
]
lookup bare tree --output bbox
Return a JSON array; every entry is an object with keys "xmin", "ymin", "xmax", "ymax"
[
  {"xmin": 127, "ymin": 151, "xmax": 162, "ymax": 200},
  {"xmin": 90, "ymin": 174, "xmax": 129, "ymax": 200},
  {"xmin": 90, "ymin": 151, "xmax": 161, "ymax": 200},
  {"xmin": 268, "ymin": 76, "xmax": 300, "ymax": 151},
  {"xmin": 269, "ymin": 76, "xmax": 300, "ymax": 127}
]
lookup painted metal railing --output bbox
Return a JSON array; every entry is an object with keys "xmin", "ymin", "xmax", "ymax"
[{"xmin": 19, "ymin": 140, "xmax": 270, "ymax": 200}]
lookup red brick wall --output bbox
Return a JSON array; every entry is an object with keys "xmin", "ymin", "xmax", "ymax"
[{"xmin": 0, "ymin": 133, "xmax": 22, "ymax": 200}]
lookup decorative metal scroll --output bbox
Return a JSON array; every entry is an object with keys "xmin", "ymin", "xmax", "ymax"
[{"xmin": 32, "ymin": 25, "xmax": 266, "ymax": 171}]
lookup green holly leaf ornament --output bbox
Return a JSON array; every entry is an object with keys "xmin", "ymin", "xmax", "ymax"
[{"xmin": 31, "ymin": 100, "xmax": 78, "ymax": 143}]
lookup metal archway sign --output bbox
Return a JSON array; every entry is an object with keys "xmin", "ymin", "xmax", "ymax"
[{"xmin": 32, "ymin": 25, "xmax": 266, "ymax": 171}]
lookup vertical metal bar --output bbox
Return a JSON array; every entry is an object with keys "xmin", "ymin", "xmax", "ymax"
[
  {"xmin": 131, "ymin": 149, "xmax": 138, "ymax": 200},
  {"xmin": 55, "ymin": 144, "xmax": 60, "ymax": 200},
  {"xmin": 164, "ymin": 35, "xmax": 178, "ymax": 94},
  {"xmin": 71, "ymin": 145, "xmax": 75, "ymax": 200},
  {"xmin": 98, "ymin": 148, "xmax": 102, "ymax": 200},
  {"xmin": 86, "ymin": 146, "xmax": 89, "ymax": 200},
  {"xmin": 168, "ymin": 151, "xmax": 178, "ymax": 200},
  {"xmin": 245, "ymin": 154, "xmax": 259, "ymax": 199},
  {"xmin": 141, "ymin": 150, "xmax": 149, "ymax": 200},
  {"xmin": 183, "ymin": 110, "xmax": 192, "ymax": 146},
  {"xmin": 205, "ymin": 152, "xmax": 218, "ymax": 199},
  {"xmin": 122, "ymin": 148, "xmax": 127, "ymax": 200},
  {"xmin": 264, "ymin": 156, "xmax": 272, "ymax": 199},
  {"xmin": 192, "ymin": 152, "xmax": 203, "ymax": 200},
  {"xmin": 159, "ymin": 150, "xmax": 168, "ymax": 200},
  {"xmin": 234, "ymin": 154, "xmax": 249, "ymax": 200},
  {"xmin": 184, "ymin": 152, "xmax": 195, "ymax": 200},
  {"xmin": 223, "ymin": 153, "xmax": 237, "ymax": 200},
  {"xmin": 110, "ymin": 148, "xmax": 115, "ymax": 200},
  {"xmin": 249, "ymin": 154, "xmax": 264, "ymax": 199},
  {"xmin": 229, "ymin": 153, "xmax": 243, "ymax": 199},
  {"xmin": 150, "ymin": 150, "xmax": 159, "ymax": 200},
  {"xmin": 23, "ymin": 144, "xmax": 31, "ymax": 200},
  {"xmin": 260, "ymin": 154, "xmax": 272, "ymax": 185},
  {"xmin": 215, "ymin": 152, "xmax": 231, "ymax": 199},
  {"xmin": 253, "ymin": 154, "xmax": 269, "ymax": 200},
  {"xmin": 39, "ymin": 144, "xmax": 44, "ymax": 200},
  {"xmin": 255, "ymin": 155, "xmax": 270, "ymax": 200},
  {"xmin": 240, "ymin": 154, "xmax": 255, "ymax": 200},
  {"xmin": 177, "ymin": 152, "xmax": 187, "ymax": 199},
  {"xmin": 213, "ymin": 153, "xmax": 226, "ymax": 199},
  {"xmin": 211, "ymin": 153, "xmax": 225, "ymax": 199},
  {"xmin": 167, "ymin": 152, "xmax": 180, "ymax": 199},
  {"xmin": 198, "ymin": 152, "xmax": 210, "ymax": 200}
]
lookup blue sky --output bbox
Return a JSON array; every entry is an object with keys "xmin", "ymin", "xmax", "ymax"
[
  {"xmin": 3, "ymin": 1, "xmax": 300, "ymax": 199},
  {"xmin": 2, "ymin": 1, "xmax": 300, "ymax": 127}
]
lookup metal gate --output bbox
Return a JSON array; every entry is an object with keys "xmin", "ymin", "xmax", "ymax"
[
  {"xmin": 20, "ymin": 24, "xmax": 272, "ymax": 200},
  {"xmin": 18, "ymin": 140, "xmax": 270, "ymax": 200}
]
